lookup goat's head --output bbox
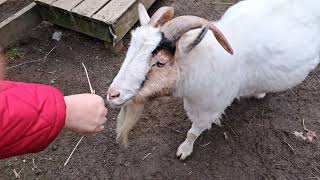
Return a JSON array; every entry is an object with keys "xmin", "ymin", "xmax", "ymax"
[{"xmin": 107, "ymin": 4, "xmax": 233, "ymax": 106}]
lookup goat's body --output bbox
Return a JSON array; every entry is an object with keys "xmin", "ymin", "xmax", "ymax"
[
  {"xmin": 174, "ymin": 0, "xmax": 320, "ymax": 159},
  {"xmin": 109, "ymin": 1, "xmax": 320, "ymax": 160},
  {"xmin": 224, "ymin": 0, "xmax": 320, "ymax": 96},
  {"xmin": 177, "ymin": 0, "xmax": 320, "ymax": 126}
]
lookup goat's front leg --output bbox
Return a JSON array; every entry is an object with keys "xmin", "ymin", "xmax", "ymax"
[{"xmin": 176, "ymin": 113, "xmax": 220, "ymax": 160}]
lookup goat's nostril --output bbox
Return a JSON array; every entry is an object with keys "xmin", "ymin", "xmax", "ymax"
[{"xmin": 108, "ymin": 88, "xmax": 120, "ymax": 99}]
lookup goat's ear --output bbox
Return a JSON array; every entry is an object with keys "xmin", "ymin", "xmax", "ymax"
[
  {"xmin": 138, "ymin": 3, "xmax": 150, "ymax": 26},
  {"xmin": 149, "ymin": 7, "xmax": 174, "ymax": 27},
  {"xmin": 176, "ymin": 26, "xmax": 209, "ymax": 54}
]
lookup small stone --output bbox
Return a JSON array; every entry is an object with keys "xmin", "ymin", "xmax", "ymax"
[
  {"xmin": 51, "ymin": 145, "xmax": 58, "ymax": 151},
  {"xmin": 52, "ymin": 31, "xmax": 62, "ymax": 41},
  {"xmin": 124, "ymin": 162, "xmax": 130, "ymax": 167},
  {"xmin": 23, "ymin": 159, "xmax": 26, "ymax": 163},
  {"xmin": 50, "ymin": 79, "xmax": 56, "ymax": 84}
]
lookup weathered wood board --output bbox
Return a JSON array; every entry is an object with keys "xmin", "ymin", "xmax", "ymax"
[
  {"xmin": 0, "ymin": 2, "xmax": 42, "ymax": 47},
  {"xmin": 0, "ymin": 0, "xmax": 8, "ymax": 6},
  {"xmin": 72, "ymin": 0, "xmax": 111, "ymax": 17},
  {"xmin": 52, "ymin": 0, "xmax": 83, "ymax": 11},
  {"xmin": 34, "ymin": 0, "xmax": 157, "ymax": 44}
]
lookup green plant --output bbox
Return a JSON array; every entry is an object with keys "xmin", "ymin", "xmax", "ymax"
[{"xmin": 5, "ymin": 48, "xmax": 24, "ymax": 60}]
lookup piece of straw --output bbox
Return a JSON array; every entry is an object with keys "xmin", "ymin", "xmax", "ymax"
[{"xmin": 64, "ymin": 63, "xmax": 95, "ymax": 166}]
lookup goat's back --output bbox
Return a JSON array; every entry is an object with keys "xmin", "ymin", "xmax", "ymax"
[{"xmin": 217, "ymin": 0, "xmax": 320, "ymax": 94}]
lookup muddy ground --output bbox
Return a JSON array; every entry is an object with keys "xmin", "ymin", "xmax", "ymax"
[{"xmin": 0, "ymin": 0, "xmax": 319, "ymax": 179}]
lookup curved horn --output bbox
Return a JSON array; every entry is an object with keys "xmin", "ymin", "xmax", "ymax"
[
  {"xmin": 149, "ymin": 7, "xmax": 174, "ymax": 27},
  {"xmin": 161, "ymin": 16, "xmax": 233, "ymax": 55}
]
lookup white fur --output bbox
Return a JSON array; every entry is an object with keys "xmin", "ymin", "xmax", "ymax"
[
  {"xmin": 138, "ymin": 3, "xmax": 151, "ymax": 26},
  {"xmin": 175, "ymin": 0, "xmax": 320, "ymax": 159},
  {"xmin": 110, "ymin": 0, "xmax": 320, "ymax": 159},
  {"xmin": 109, "ymin": 26, "xmax": 162, "ymax": 106}
]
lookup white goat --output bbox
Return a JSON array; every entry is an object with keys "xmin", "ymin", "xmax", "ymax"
[{"xmin": 107, "ymin": 0, "xmax": 320, "ymax": 160}]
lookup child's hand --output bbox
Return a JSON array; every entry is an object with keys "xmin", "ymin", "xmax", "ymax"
[{"xmin": 64, "ymin": 94, "xmax": 108, "ymax": 133}]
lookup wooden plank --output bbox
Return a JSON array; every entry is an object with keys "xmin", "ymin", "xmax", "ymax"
[
  {"xmin": 93, "ymin": 0, "xmax": 136, "ymax": 24},
  {"xmin": 34, "ymin": 0, "xmax": 56, "ymax": 4},
  {"xmin": 52, "ymin": 0, "xmax": 84, "ymax": 11},
  {"xmin": 0, "ymin": 2, "xmax": 42, "ymax": 48},
  {"xmin": 72, "ymin": 0, "xmax": 111, "ymax": 17},
  {"xmin": 0, "ymin": 0, "xmax": 8, "ymax": 6},
  {"xmin": 34, "ymin": 0, "xmax": 58, "ymax": 7},
  {"xmin": 94, "ymin": 0, "xmax": 156, "ymax": 42},
  {"xmin": 36, "ymin": 0, "xmax": 157, "ymax": 44},
  {"xmin": 37, "ymin": 2, "xmax": 112, "ymax": 42}
]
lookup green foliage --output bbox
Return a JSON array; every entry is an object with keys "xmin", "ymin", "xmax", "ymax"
[{"xmin": 5, "ymin": 48, "xmax": 24, "ymax": 60}]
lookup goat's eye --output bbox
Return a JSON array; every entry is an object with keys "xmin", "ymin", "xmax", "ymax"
[{"xmin": 155, "ymin": 62, "xmax": 165, "ymax": 68}]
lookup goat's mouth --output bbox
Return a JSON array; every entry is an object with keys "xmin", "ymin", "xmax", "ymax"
[
  {"xmin": 106, "ymin": 95, "xmax": 124, "ymax": 106},
  {"xmin": 107, "ymin": 97, "xmax": 130, "ymax": 107},
  {"xmin": 107, "ymin": 93, "xmax": 139, "ymax": 108},
  {"xmin": 107, "ymin": 86, "xmax": 148, "ymax": 107},
  {"xmin": 108, "ymin": 94, "xmax": 148, "ymax": 108}
]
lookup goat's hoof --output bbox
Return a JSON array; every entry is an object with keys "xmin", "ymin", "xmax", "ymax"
[
  {"xmin": 255, "ymin": 93, "xmax": 266, "ymax": 99},
  {"xmin": 176, "ymin": 141, "xmax": 193, "ymax": 160}
]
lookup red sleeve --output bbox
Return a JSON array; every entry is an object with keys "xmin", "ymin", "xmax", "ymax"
[{"xmin": 0, "ymin": 81, "xmax": 66, "ymax": 159}]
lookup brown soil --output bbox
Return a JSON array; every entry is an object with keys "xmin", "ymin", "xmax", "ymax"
[
  {"xmin": 0, "ymin": 0, "xmax": 32, "ymax": 22},
  {"xmin": 0, "ymin": 0, "xmax": 319, "ymax": 179}
]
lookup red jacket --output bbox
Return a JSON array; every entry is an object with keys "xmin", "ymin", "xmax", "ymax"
[{"xmin": 0, "ymin": 81, "xmax": 66, "ymax": 159}]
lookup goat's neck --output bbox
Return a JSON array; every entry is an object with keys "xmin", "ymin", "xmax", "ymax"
[{"xmin": 174, "ymin": 33, "xmax": 241, "ymax": 106}]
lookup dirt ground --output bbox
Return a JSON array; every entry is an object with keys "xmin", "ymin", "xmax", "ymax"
[
  {"xmin": 1, "ymin": 0, "xmax": 319, "ymax": 179},
  {"xmin": 0, "ymin": 0, "xmax": 32, "ymax": 22}
]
